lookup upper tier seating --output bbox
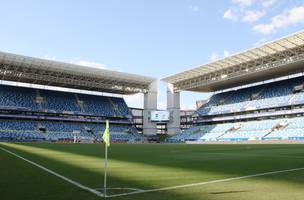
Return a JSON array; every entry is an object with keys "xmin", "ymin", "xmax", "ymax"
[
  {"xmin": 170, "ymin": 76, "xmax": 304, "ymax": 143},
  {"xmin": 40, "ymin": 90, "xmax": 81, "ymax": 113},
  {"xmin": 0, "ymin": 84, "xmax": 140, "ymax": 142},
  {"xmin": 111, "ymin": 97, "xmax": 131, "ymax": 117},
  {"xmin": 78, "ymin": 94, "xmax": 115, "ymax": 117},
  {"xmin": 0, "ymin": 85, "xmax": 38, "ymax": 110},
  {"xmin": 197, "ymin": 76, "xmax": 304, "ymax": 116},
  {"xmin": 0, "ymin": 85, "xmax": 131, "ymax": 117}
]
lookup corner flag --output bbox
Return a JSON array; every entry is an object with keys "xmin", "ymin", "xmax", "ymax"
[
  {"xmin": 102, "ymin": 120, "xmax": 110, "ymax": 197},
  {"xmin": 102, "ymin": 120, "xmax": 110, "ymax": 147}
]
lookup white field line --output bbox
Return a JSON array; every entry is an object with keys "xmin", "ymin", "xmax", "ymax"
[
  {"xmin": 2, "ymin": 146, "xmax": 304, "ymax": 199},
  {"xmin": 108, "ymin": 167, "xmax": 304, "ymax": 198},
  {"xmin": 0, "ymin": 147, "xmax": 104, "ymax": 198},
  {"xmin": 203, "ymin": 153, "xmax": 304, "ymax": 160},
  {"xmin": 95, "ymin": 187, "xmax": 144, "ymax": 192}
]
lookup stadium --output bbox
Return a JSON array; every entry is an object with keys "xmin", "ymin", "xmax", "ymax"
[
  {"xmin": 1, "ymin": 19, "xmax": 304, "ymax": 200},
  {"xmin": 166, "ymin": 30, "xmax": 304, "ymax": 143}
]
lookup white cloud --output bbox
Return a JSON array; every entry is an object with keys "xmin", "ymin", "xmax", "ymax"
[
  {"xmin": 180, "ymin": 104, "xmax": 196, "ymax": 110},
  {"xmin": 43, "ymin": 55, "xmax": 57, "ymax": 61},
  {"xmin": 124, "ymin": 93, "xmax": 144, "ymax": 108},
  {"xmin": 233, "ymin": 0, "xmax": 277, "ymax": 8},
  {"xmin": 124, "ymin": 94, "xmax": 168, "ymax": 110},
  {"xmin": 223, "ymin": 50, "xmax": 230, "ymax": 58},
  {"xmin": 253, "ymin": 37, "xmax": 272, "ymax": 46},
  {"xmin": 233, "ymin": 0, "xmax": 256, "ymax": 7},
  {"xmin": 42, "ymin": 56, "xmax": 107, "ymax": 70},
  {"xmin": 223, "ymin": 9, "xmax": 239, "ymax": 21},
  {"xmin": 210, "ymin": 53, "xmax": 219, "ymax": 61},
  {"xmin": 210, "ymin": 50, "xmax": 230, "ymax": 61},
  {"xmin": 253, "ymin": 6, "xmax": 304, "ymax": 34},
  {"xmin": 261, "ymin": 0, "xmax": 277, "ymax": 8},
  {"xmin": 253, "ymin": 24, "xmax": 273, "ymax": 34},
  {"xmin": 242, "ymin": 10, "xmax": 265, "ymax": 22},
  {"xmin": 70, "ymin": 59, "xmax": 106, "ymax": 69},
  {"xmin": 224, "ymin": 0, "xmax": 280, "ymax": 24},
  {"xmin": 189, "ymin": 5, "xmax": 199, "ymax": 12}
]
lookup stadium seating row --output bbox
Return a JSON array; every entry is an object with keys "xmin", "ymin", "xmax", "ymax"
[
  {"xmin": 170, "ymin": 116, "xmax": 304, "ymax": 142},
  {"xmin": 0, "ymin": 119, "xmax": 143, "ymax": 142},
  {"xmin": 0, "ymin": 85, "xmax": 131, "ymax": 117},
  {"xmin": 196, "ymin": 76, "xmax": 304, "ymax": 116},
  {"xmin": 0, "ymin": 84, "xmax": 142, "ymax": 142}
]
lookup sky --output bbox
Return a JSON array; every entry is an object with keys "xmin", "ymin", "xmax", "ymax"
[{"xmin": 0, "ymin": 0, "xmax": 304, "ymax": 109}]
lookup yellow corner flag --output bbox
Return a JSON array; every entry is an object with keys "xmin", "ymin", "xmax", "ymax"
[{"xmin": 102, "ymin": 120, "xmax": 110, "ymax": 147}]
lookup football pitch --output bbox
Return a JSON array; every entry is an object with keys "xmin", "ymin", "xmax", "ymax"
[{"xmin": 1, "ymin": 143, "xmax": 304, "ymax": 200}]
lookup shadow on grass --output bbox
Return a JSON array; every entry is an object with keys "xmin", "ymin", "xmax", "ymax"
[
  {"xmin": 14, "ymin": 143, "xmax": 304, "ymax": 183},
  {"xmin": 0, "ymin": 143, "xmax": 217, "ymax": 200},
  {"xmin": 1, "ymin": 142, "xmax": 304, "ymax": 200}
]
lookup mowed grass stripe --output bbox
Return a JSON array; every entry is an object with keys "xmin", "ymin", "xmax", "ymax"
[
  {"xmin": 2, "ymin": 143, "xmax": 250, "ymax": 189},
  {"xmin": 108, "ymin": 167, "xmax": 304, "ymax": 198},
  {"xmin": 1, "ymin": 143, "xmax": 304, "ymax": 200},
  {"xmin": 0, "ymin": 146, "xmax": 104, "ymax": 197}
]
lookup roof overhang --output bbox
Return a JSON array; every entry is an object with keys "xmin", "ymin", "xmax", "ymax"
[
  {"xmin": 162, "ymin": 30, "xmax": 304, "ymax": 92},
  {"xmin": 0, "ymin": 51, "xmax": 155, "ymax": 94}
]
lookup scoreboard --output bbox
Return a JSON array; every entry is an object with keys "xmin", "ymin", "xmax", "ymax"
[{"xmin": 150, "ymin": 111, "xmax": 170, "ymax": 122}]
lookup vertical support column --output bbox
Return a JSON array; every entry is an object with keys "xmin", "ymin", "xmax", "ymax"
[
  {"xmin": 143, "ymin": 80, "xmax": 157, "ymax": 136},
  {"xmin": 167, "ymin": 83, "xmax": 180, "ymax": 135}
]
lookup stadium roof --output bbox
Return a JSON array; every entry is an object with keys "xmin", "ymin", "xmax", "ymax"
[
  {"xmin": 163, "ymin": 30, "xmax": 304, "ymax": 92},
  {"xmin": 0, "ymin": 51, "xmax": 155, "ymax": 94}
]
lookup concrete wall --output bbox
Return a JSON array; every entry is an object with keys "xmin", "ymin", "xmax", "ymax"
[
  {"xmin": 143, "ymin": 80, "xmax": 157, "ymax": 135},
  {"xmin": 166, "ymin": 83, "xmax": 180, "ymax": 135}
]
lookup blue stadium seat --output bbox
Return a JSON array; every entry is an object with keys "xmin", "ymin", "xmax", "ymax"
[
  {"xmin": 0, "ymin": 119, "xmax": 143, "ymax": 142},
  {"xmin": 0, "ymin": 84, "xmax": 140, "ymax": 142},
  {"xmin": 0, "ymin": 84, "xmax": 131, "ymax": 118},
  {"xmin": 196, "ymin": 76, "xmax": 304, "ymax": 116},
  {"xmin": 170, "ymin": 117, "xmax": 304, "ymax": 142}
]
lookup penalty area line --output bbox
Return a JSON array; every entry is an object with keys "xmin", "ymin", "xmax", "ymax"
[
  {"xmin": 0, "ymin": 146, "xmax": 104, "ymax": 198},
  {"xmin": 107, "ymin": 166, "xmax": 304, "ymax": 198}
]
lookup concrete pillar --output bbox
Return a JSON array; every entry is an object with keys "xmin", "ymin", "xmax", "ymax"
[
  {"xmin": 166, "ymin": 83, "xmax": 180, "ymax": 135},
  {"xmin": 143, "ymin": 80, "xmax": 157, "ymax": 136}
]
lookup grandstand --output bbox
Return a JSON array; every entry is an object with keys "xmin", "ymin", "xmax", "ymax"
[
  {"xmin": 2, "ymin": 31, "xmax": 304, "ymax": 143},
  {"xmin": 163, "ymin": 30, "xmax": 304, "ymax": 142},
  {"xmin": 0, "ymin": 51, "xmax": 157, "ymax": 142}
]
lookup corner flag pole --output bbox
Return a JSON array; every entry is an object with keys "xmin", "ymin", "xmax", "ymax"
[
  {"xmin": 102, "ymin": 120, "xmax": 110, "ymax": 198},
  {"xmin": 103, "ymin": 139, "xmax": 108, "ymax": 198}
]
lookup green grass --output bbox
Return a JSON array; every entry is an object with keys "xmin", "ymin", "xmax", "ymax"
[{"xmin": 1, "ymin": 142, "xmax": 304, "ymax": 200}]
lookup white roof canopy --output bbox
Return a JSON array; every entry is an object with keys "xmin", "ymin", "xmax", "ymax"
[
  {"xmin": 163, "ymin": 30, "xmax": 304, "ymax": 92},
  {"xmin": 0, "ymin": 51, "xmax": 155, "ymax": 94}
]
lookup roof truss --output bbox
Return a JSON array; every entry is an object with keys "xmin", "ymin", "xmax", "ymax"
[{"xmin": 163, "ymin": 30, "xmax": 304, "ymax": 92}]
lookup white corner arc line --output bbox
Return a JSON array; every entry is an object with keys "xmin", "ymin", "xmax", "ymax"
[
  {"xmin": 94, "ymin": 187, "xmax": 144, "ymax": 192},
  {"xmin": 108, "ymin": 167, "xmax": 304, "ymax": 198},
  {"xmin": 0, "ymin": 147, "xmax": 104, "ymax": 198}
]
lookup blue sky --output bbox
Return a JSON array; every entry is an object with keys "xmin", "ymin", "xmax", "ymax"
[{"xmin": 0, "ymin": 0, "xmax": 304, "ymax": 109}]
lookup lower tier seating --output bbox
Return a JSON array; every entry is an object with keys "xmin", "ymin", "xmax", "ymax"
[
  {"xmin": 0, "ymin": 119, "xmax": 143, "ymax": 142},
  {"xmin": 170, "ymin": 116, "xmax": 304, "ymax": 142}
]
